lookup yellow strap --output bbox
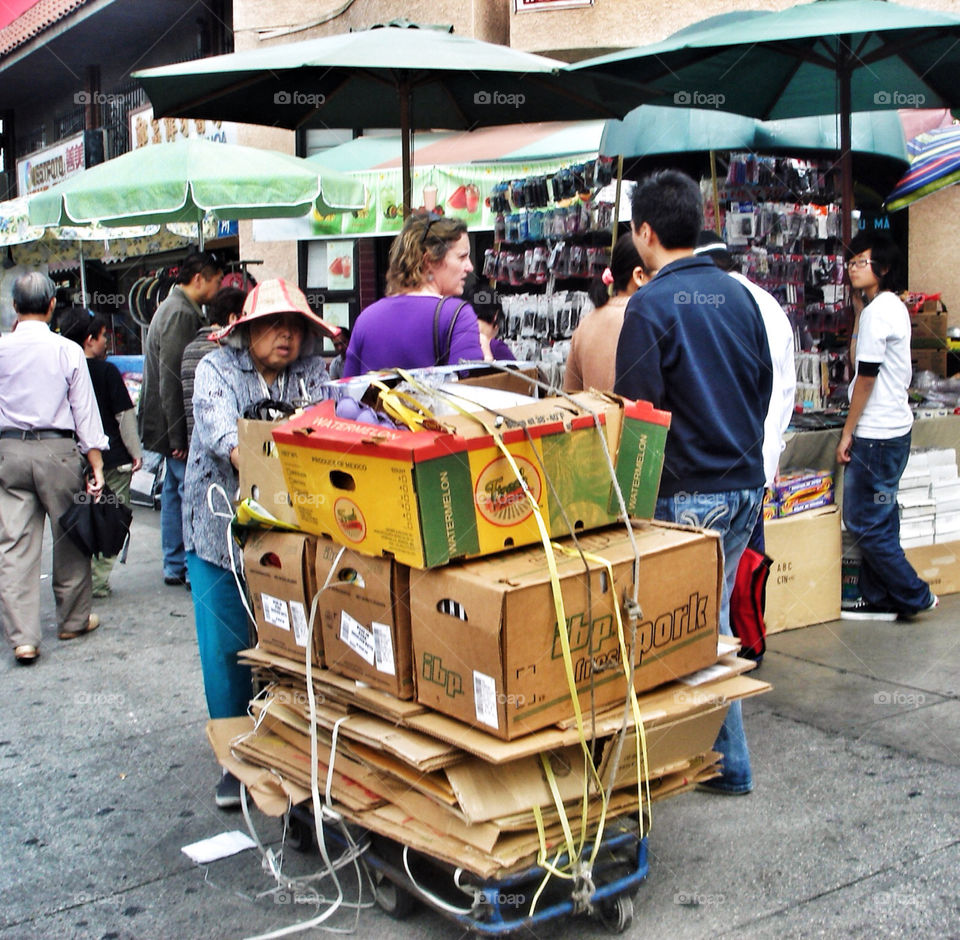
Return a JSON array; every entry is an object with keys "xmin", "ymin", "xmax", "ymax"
[
  {"xmin": 233, "ymin": 497, "xmax": 302, "ymax": 531},
  {"xmin": 397, "ymin": 368, "xmax": 611, "ymax": 870},
  {"xmin": 551, "ymin": 542, "xmax": 651, "ymax": 844},
  {"xmin": 368, "ymin": 377, "xmax": 446, "ymax": 432}
]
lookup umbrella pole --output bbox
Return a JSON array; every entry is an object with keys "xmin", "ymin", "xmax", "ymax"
[
  {"xmin": 197, "ymin": 214, "xmax": 205, "ymax": 252},
  {"xmin": 611, "ymin": 155, "xmax": 624, "ymax": 292},
  {"xmin": 400, "ymin": 79, "xmax": 412, "ymax": 219},
  {"xmin": 839, "ymin": 46, "xmax": 854, "ymax": 250},
  {"xmin": 79, "ymin": 246, "xmax": 88, "ymax": 307}
]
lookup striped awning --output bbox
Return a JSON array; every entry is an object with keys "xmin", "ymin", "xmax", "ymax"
[{"xmin": 885, "ymin": 124, "xmax": 960, "ymax": 212}]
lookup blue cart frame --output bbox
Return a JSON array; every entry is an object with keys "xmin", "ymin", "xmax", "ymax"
[{"xmin": 287, "ymin": 807, "xmax": 648, "ymax": 935}]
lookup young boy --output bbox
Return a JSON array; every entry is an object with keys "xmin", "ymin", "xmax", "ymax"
[{"xmin": 59, "ymin": 308, "xmax": 143, "ymax": 597}]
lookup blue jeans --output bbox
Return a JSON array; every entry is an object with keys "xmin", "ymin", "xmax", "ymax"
[
  {"xmin": 161, "ymin": 456, "xmax": 187, "ymax": 579},
  {"xmin": 186, "ymin": 552, "xmax": 253, "ymax": 719},
  {"xmin": 656, "ymin": 487, "xmax": 763, "ymax": 793},
  {"xmin": 842, "ymin": 432, "xmax": 932, "ymax": 614}
]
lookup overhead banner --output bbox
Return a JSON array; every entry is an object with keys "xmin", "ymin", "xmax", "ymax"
[
  {"xmin": 253, "ymin": 154, "xmax": 595, "ymax": 241},
  {"xmin": 17, "ymin": 133, "xmax": 88, "ymax": 196},
  {"xmin": 128, "ymin": 105, "xmax": 238, "ymax": 150}
]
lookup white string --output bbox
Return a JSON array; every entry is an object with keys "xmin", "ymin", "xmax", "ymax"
[
  {"xmin": 325, "ymin": 716, "xmax": 350, "ymax": 807},
  {"xmin": 401, "ymin": 845, "xmax": 477, "ymax": 916},
  {"xmin": 205, "ymin": 481, "xmax": 258, "ymax": 628}
]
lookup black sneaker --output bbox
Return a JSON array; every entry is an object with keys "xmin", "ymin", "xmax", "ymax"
[
  {"xmin": 840, "ymin": 599, "xmax": 898, "ymax": 621},
  {"xmin": 215, "ymin": 771, "xmax": 242, "ymax": 810}
]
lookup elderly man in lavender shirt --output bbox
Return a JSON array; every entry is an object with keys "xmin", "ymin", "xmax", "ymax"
[
  {"xmin": 344, "ymin": 213, "xmax": 488, "ymax": 376},
  {"xmin": 0, "ymin": 272, "xmax": 108, "ymax": 665}
]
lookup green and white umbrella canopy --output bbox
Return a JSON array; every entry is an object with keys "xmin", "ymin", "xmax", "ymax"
[{"xmin": 28, "ymin": 139, "xmax": 366, "ymax": 229}]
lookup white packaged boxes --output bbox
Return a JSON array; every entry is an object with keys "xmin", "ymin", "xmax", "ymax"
[{"xmin": 899, "ymin": 447, "xmax": 960, "ymax": 547}]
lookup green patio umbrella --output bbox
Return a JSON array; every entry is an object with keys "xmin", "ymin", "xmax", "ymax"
[
  {"xmin": 28, "ymin": 139, "xmax": 366, "ymax": 248},
  {"xmin": 569, "ymin": 0, "xmax": 960, "ymax": 245},
  {"xmin": 600, "ymin": 105, "xmax": 909, "ymax": 164},
  {"xmin": 132, "ymin": 25, "xmax": 634, "ymax": 216}
]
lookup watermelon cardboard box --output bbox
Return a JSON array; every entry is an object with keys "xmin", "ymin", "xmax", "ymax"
[{"xmin": 271, "ymin": 388, "xmax": 670, "ymax": 569}]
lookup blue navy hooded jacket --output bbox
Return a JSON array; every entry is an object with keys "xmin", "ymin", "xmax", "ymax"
[{"xmin": 614, "ymin": 255, "xmax": 773, "ymax": 497}]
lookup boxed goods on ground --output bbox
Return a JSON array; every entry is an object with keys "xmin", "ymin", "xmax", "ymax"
[
  {"xmin": 315, "ymin": 537, "xmax": 413, "ymax": 699},
  {"xmin": 764, "ymin": 505, "xmax": 841, "ymax": 632},
  {"xmin": 409, "ymin": 520, "xmax": 722, "ymax": 740},
  {"xmin": 244, "ymin": 530, "xmax": 319, "ymax": 664},
  {"xmin": 911, "ymin": 348, "xmax": 947, "ymax": 377},
  {"xmin": 272, "ymin": 389, "xmax": 670, "ymax": 568},
  {"xmin": 904, "ymin": 540, "xmax": 960, "ymax": 595},
  {"xmin": 238, "ymin": 418, "xmax": 301, "ymax": 527},
  {"xmin": 910, "ymin": 310, "xmax": 948, "ymax": 349}
]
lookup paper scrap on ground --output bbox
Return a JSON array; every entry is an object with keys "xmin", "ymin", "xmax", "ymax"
[{"xmin": 182, "ymin": 830, "xmax": 256, "ymax": 864}]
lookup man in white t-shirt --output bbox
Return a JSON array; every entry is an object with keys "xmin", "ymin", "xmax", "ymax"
[{"xmin": 836, "ymin": 232, "xmax": 936, "ymax": 620}]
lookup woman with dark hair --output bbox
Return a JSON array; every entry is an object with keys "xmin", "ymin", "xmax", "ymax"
[
  {"xmin": 461, "ymin": 281, "xmax": 515, "ymax": 361},
  {"xmin": 563, "ymin": 233, "xmax": 651, "ymax": 392},
  {"xmin": 837, "ymin": 232, "xmax": 936, "ymax": 621},
  {"xmin": 343, "ymin": 212, "xmax": 487, "ymax": 376},
  {"xmin": 182, "ymin": 279, "xmax": 335, "ymax": 808}
]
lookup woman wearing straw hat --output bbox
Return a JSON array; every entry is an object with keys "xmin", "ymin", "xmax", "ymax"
[
  {"xmin": 182, "ymin": 278, "xmax": 337, "ymax": 808},
  {"xmin": 343, "ymin": 212, "xmax": 488, "ymax": 375}
]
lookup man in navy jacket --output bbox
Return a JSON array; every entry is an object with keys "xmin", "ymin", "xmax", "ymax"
[{"xmin": 615, "ymin": 170, "xmax": 772, "ymax": 795}]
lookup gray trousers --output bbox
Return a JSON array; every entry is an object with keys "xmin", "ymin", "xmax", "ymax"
[{"xmin": 0, "ymin": 437, "xmax": 91, "ymax": 649}]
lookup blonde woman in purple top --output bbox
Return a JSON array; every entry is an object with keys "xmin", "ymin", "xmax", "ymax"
[{"xmin": 344, "ymin": 212, "xmax": 489, "ymax": 376}]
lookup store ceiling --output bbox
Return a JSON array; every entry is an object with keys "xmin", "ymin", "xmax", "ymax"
[{"xmin": 0, "ymin": 0, "xmax": 205, "ymax": 111}]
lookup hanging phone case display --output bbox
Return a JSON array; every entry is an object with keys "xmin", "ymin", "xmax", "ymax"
[
  {"xmin": 481, "ymin": 156, "xmax": 616, "ymax": 383},
  {"xmin": 709, "ymin": 154, "xmax": 853, "ymax": 412}
]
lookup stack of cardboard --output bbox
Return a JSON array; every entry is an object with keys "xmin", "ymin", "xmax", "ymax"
[
  {"xmin": 222, "ymin": 371, "xmax": 770, "ymax": 880},
  {"xmin": 213, "ymin": 641, "xmax": 765, "ymax": 879}
]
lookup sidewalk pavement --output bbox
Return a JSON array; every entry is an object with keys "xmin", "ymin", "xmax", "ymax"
[{"xmin": 1, "ymin": 505, "xmax": 958, "ymax": 939}]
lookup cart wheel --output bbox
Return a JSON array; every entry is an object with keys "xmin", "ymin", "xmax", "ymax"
[
  {"xmin": 597, "ymin": 894, "xmax": 633, "ymax": 933},
  {"xmin": 285, "ymin": 813, "xmax": 313, "ymax": 853},
  {"xmin": 370, "ymin": 868, "xmax": 417, "ymax": 920}
]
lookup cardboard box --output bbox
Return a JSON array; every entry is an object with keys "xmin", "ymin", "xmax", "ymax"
[
  {"xmin": 273, "ymin": 391, "xmax": 670, "ymax": 569},
  {"xmin": 409, "ymin": 521, "xmax": 722, "ymax": 740},
  {"xmin": 764, "ymin": 506, "xmax": 841, "ymax": 633},
  {"xmin": 238, "ymin": 418, "xmax": 301, "ymax": 527},
  {"xmin": 315, "ymin": 537, "xmax": 413, "ymax": 699},
  {"xmin": 904, "ymin": 540, "xmax": 960, "ymax": 595},
  {"xmin": 244, "ymin": 531, "xmax": 320, "ymax": 664},
  {"xmin": 911, "ymin": 311, "xmax": 948, "ymax": 349},
  {"xmin": 911, "ymin": 348, "xmax": 947, "ymax": 377}
]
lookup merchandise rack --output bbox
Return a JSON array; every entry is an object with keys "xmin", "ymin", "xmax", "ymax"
[{"xmin": 285, "ymin": 806, "xmax": 648, "ymax": 935}]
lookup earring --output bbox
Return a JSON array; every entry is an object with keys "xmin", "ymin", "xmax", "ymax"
[{"xmin": 426, "ymin": 273, "xmax": 434, "ymax": 281}]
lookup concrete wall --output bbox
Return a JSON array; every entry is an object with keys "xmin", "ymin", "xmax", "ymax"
[
  {"xmin": 509, "ymin": 0, "xmax": 790, "ymax": 57},
  {"xmin": 908, "ymin": 188, "xmax": 960, "ymax": 327},
  {"xmin": 508, "ymin": 0, "xmax": 960, "ymax": 55}
]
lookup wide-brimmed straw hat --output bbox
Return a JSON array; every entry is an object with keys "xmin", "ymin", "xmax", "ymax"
[{"xmin": 211, "ymin": 278, "xmax": 340, "ymax": 341}]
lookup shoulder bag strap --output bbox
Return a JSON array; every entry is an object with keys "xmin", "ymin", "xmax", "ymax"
[
  {"xmin": 432, "ymin": 296, "xmax": 447, "ymax": 365},
  {"xmin": 440, "ymin": 301, "xmax": 469, "ymax": 366}
]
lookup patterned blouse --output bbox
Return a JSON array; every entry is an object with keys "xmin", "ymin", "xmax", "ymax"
[{"xmin": 183, "ymin": 345, "xmax": 329, "ymax": 569}]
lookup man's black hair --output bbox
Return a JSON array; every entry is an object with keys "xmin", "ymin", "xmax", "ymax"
[
  {"xmin": 630, "ymin": 170, "xmax": 703, "ymax": 250},
  {"xmin": 176, "ymin": 250, "xmax": 223, "ymax": 285}
]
